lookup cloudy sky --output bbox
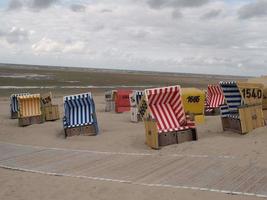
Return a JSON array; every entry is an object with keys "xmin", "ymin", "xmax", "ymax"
[{"xmin": 0, "ymin": 0, "xmax": 267, "ymax": 76}]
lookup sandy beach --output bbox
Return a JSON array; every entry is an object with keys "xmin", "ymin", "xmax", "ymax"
[{"xmin": 0, "ymin": 92, "xmax": 267, "ymax": 200}]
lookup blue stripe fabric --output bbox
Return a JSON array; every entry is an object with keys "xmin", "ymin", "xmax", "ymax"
[
  {"xmin": 136, "ymin": 91, "xmax": 144, "ymax": 105},
  {"xmin": 130, "ymin": 91, "xmax": 144, "ymax": 106},
  {"xmin": 63, "ymin": 93, "xmax": 97, "ymax": 130},
  {"xmin": 10, "ymin": 93, "xmax": 30, "ymax": 112},
  {"xmin": 219, "ymin": 81, "xmax": 242, "ymax": 114}
]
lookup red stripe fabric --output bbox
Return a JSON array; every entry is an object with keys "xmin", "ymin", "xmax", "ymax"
[
  {"xmin": 145, "ymin": 86, "xmax": 190, "ymax": 133},
  {"xmin": 206, "ymin": 85, "xmax": 224, "ymax": 108}
]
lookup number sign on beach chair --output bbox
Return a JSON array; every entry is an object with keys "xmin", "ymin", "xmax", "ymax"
[
  {"xmin": 181, "ymin": 88, "xmax": 205, "ymax": 124},
  {"xmin": 220, "ymin": 81, "xmax": 265, "ymax": 134},
  {"xmin": 63, "ymin": 92, "xmax": 99, "ymax": 137},
  {"xmin": 104, "ymin": 90, "xmax": 117, "ymax": 112},
  {"xmin": 17, "ymin": 94, "xmax": 43, "ymax": 126},
  {"xmin": 141, "ymin": 85, "xmax": 198, "ymax": 149},
  {"xmin": 205, "ymin": 85, "xmax": 224, "ymax": 115},
  {"xmin": 115, "ymin": 89, "xmax": 132, "ymax": 113},
  {"xmin": 10, "ymin": 93, "xmax": 30, "ymax": 119},
  {"xmin": 129, "ymin": 90, "xmax": 144, "ymax": 122}
]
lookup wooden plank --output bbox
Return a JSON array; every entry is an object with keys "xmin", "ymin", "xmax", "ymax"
[
  {"xmin": 1, "ymin": 143, "xmax": 267, "ymax": 197},
  {"xmin": 239, "ymin": 105, "xmax": 264, "ymax": 134},
  {"xmin": 144, "ymin": 118, "xmax": 159, "ymax": 149}
]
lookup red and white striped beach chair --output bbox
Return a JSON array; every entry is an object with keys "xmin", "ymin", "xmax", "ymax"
[
  {"xmin": 142, "ymin": 85, "xmax": 198, "ymax": 149},
  {"xmin": 205, "ymin": 84, "xmax": 224, "ymax": 115}
]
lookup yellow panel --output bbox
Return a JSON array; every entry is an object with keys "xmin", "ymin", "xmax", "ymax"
[
  {"xmin": 195, "ymin": 114, "xmax": 205, "ymax": 124},
  {"xmin": 181, "ymin": 88, "xmax": 205, "ymax": 115},
  {"xmin": 237, "ymin": 82, "xmax": 264, "ymax": 106}
]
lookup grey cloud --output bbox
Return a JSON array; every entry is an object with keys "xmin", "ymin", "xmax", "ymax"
[
  {"xmin": 100, "ymin": 9, "xmax": 113, "ymax": 13},
  {"xmin": 201, "ymin": 9, "xmax": 221, "ymax": 19},
  {"xmin": 0, "ymin": 27, "xmax": 30, "ymax": 44},
  {"xmin": 70, "ymin": 4, "xmax": 86, "ymax": 12},
  {"xmin": 238, "ymin": 0, "xmax": 267, "ymax": 19},
  {"xmin": 31, "ymin": 0, "xmax": 59, "ymax": 9},
  {"xmin": 8, "ymin": 0, "xmax": 23, "ymax": 10},
  {"xmin": 147, "ymin": 0, "xmax": 209, "ymax": 9},
  {"xmin": 172, "ymin": 9, "xmax": 183, "ymax": 18},
  {"xmin": 7, "ymin": 0, "xmax": 59, "ymax": 11}
]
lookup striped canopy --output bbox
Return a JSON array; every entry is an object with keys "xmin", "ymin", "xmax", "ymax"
[
  {"xmin": 219, "ymin": 81, "xmax": 242, "ymax": 117},
  {"xmin": 17, "ymin": 94, "xmax": 41, "ymax": 117},
  {"xmin": 10, "ymin": 93, "xmax": 30, "ymax": 112},
  {"xmin": 129, "ymin": 90, "xmax": 144, "ymax": 107},
  {"xmin": 145, "ymin": 85, "xmax": 193, "ymax": 133},
  {"xmin": 63, "ymin": 93, "xmax": 97, "ymax": 129},
  {"xmin": 206, "ymin": 85, "xmax": 224, "ymax": 108}
]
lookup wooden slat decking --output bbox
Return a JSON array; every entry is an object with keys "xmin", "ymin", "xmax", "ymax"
[{"xmin": 0, "ymin": 142, "xmax": 266, "ymax": 198}]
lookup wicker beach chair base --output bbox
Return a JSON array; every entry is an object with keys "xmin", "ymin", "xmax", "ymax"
[
  {"xmin": 18, "ymin": 115, "xmax": 43, "ymax": 127},
  {"xmin": 65, "ymin": 124, "xmax": 97, "ymax": 137},
  {"xmin": 205, "ymin": 108, "xmax": 220, "ymax": 116},
  {"xmin": 221, "ymin": 105, "xmax": 265, "ymax": 134},
  {"xmin": 144, "ymin": 118, "xmax": 197, "ymax": 150},
  {"xmin": 11, "ymin": 111, "xmax": 18, "ymax": 119}
]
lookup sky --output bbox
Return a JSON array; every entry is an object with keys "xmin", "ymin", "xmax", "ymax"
[{"xmin": 0, "ymin": 0, "xmax": 267, "ymax": 76}]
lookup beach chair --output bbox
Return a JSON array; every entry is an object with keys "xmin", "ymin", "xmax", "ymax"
[
  {"xmin": 104, "ymin": 90, "xmax": 117, "ymax": 112},
  {"xmin": 205, "ymin": 85, "xmax": 224, "ymax": 115},
  {"xmin": 181, "ymin": 88, "xmax": 205, "ymax": 124},
  {"xmin": 10, "ymin": 93, "xmax": 30, "ymax": 119},
  {"xmin": 220, "ymin": 81, "xmax": 265, "ymax": 134},
  {"xmin": 41, "ymin": 92, "xmax": 60, "ymax": 121},
  {"xmin": 17, "ymin": 94, "xmax": 43, "ymax": 126},
  {"xmin": 63, "ymin": 92, "xmax": 99, "ymax": 137},
  {"xmin": 142, "ymin": 85, "xmax": 198, "ymax": 149},
  {"xmin": 115, "ymin": 89, "xmax": 132, "ymax": 113},
  {"xmin": 129, "ymin": 90, "xmax": 144, "ymax": 122}
]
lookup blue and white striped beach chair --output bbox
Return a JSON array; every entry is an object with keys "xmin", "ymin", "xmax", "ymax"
[
  {"xmin": 219, "ymin": 81, "xmax": 242, "ymax": 119},
  {"xmin": 10, "ymin": 93, "xmax": 30, "ymax": 119},
  {"xmin": 219, "ymin": 81, "xmax": 264, "ymax": 134},
  {"xmin": 63, "ymin": 93, "xmax": 99, "ymax": 137},
  {"xmin": 130, "ymin": 90, "xmax": 144, "ymax": 122}
]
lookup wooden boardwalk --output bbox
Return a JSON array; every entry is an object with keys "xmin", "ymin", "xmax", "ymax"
[{"xmin": 0, "ymin": 142, "xmax": 267, "ymax": 198}]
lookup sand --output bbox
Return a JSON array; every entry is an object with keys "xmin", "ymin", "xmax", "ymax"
[{"xmin": 0, "ymin": 93, "xmax": 267, "ymax": 199}]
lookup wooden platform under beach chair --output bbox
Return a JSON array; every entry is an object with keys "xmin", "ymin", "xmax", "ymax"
[
  {"xmin": 104, "ymin": 90, "xmax": 117, "ymax": 112},
  {"xmin": 205, "ymin": 84, "xmax": 224, "ymax": 115},
  {"xmin": 129, "ymin": 90, "xmax": 144, "ymax": 122},
  {"xmin": 115, "ymin": 89, "xmax": 132, "ymax": 113},
  {"xmin": 63, "ymin": 92, "xmax": 99, "ymax": 137},
  {"xmin": 17, "ymin": 94, "xmax": 43, "ymax": 126},
  {"xmin": 10, "ymin": 93, "xmax": 30, "ymax": 119},
  {"xmin": 181, "ymin": 88, "xmax": 205, "ymax": 124},
  {"xmin": 41, "ymin": 92, "xmax": 60, "ymax": 121},
  {"xmin": 141, "ymin": 85, "xmax": 198, "ymax": 149},
  {"xmin": 220, "ymin": 81, "xmax": 265, "ymax": 134}
]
